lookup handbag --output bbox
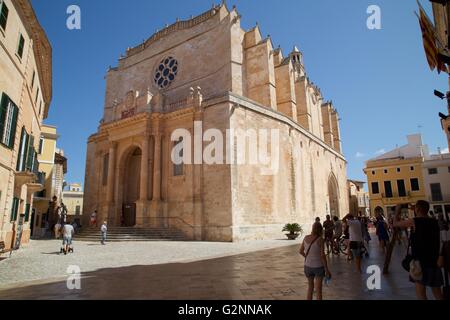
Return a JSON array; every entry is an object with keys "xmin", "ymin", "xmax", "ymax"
[
  {"xmin": 403, "ymin": 232, "xmax": 423, "ymax": 280},
  {"xmin": 409, "ymin": 260, "xmax": 422, "ymax": 281},
  {"xmin": 402, "ymin": 236, "xmax": 413, "ymax": 272}
]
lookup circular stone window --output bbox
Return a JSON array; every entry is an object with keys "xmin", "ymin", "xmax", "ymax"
[{"xmin": 154, "ymin": 57, "xmax": 178, "ymax": 89}]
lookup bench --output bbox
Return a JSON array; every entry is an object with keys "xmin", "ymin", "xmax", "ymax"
[{"xmin": 0, "ymin": 241, "xmax": 13, "ymax": 257}]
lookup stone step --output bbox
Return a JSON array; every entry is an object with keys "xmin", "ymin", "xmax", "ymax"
[{"xmin": 74, "ymin": 227, "xmax": 187, "ymax": 242}]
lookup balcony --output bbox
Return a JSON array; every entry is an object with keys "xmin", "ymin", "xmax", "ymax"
[{"xmin": 380, "ymin": 192, "xmax": 413, "ymax": 204}]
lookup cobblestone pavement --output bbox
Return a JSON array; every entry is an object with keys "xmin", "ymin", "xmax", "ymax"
[{"xmin": 0, "ymin": 237, "xmax": 419, "ymax": 300}]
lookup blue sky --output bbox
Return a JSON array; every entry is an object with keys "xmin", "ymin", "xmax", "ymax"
[{"xmin": 31, "ymin": 0, "xmax": 449, "ymax": 186}]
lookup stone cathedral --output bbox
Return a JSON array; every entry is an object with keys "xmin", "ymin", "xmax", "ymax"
[{"xmin": 82, "ymin": 3, "xmax": 349, "ymax": 242}]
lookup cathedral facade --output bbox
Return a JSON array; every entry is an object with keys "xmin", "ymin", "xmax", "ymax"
[{"xmin": 82, "ymin": 3, "xmax": 349, "ymax": 241}]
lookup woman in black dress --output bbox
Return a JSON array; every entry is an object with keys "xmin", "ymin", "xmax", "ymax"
[{"xmin": 394, "ymin": 201, "xmax": 443, "ymax": 300}]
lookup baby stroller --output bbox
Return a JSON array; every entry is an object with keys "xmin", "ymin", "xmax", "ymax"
[{"xmin": 60, "ymin": 240, "xmax": 74, "ymax": 255}]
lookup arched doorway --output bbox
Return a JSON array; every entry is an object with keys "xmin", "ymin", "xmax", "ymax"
[
  {"xmin": 374, "ymin": 206, "xmax": 384, "ymax": 218},
  {"xmin": 328, "ymin": 174, "xmax": 340, "ymax": 218},
  {"xmin": 122, "ymin": 147, "xmax": 142, "ymax": 227}
]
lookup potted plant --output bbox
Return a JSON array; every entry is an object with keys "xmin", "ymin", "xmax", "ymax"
[{"xmin": 282, "ymin": 223, "xmax": 303, "ymax": 240}]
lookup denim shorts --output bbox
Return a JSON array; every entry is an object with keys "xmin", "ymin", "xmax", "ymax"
[
  {"xmin": 350, "ymin": 241, "xmax": 363, "ymax": 257},
  {"xmin": 63, "ymin": 236, "xmax": 72, "ymax": 245},
  {"xmin": 304, "ymin": 266, "xmax": 325, "ymax": 279}
]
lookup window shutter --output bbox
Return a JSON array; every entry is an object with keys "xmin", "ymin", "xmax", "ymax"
[
  {"xmin": 16, "ymin": 127, "xmax": 25, "ymax": 171},
  {"xmin": 26, "ymin": 135, "xmax": 34, "ymax": 171},
  {"xmin": 8, "ymin": 102, "xmax": 18, "ymax": 149},
  {"xmin": 24, "ymin": 204, "xmax": 31, "ymax": 222},
  {"xmin": 0, "ymin": 93, "xmax": 7, "ymax": 143},
  {"xmin": 10, "ymin": 197, "xmax": 19, "ymax": 222}
]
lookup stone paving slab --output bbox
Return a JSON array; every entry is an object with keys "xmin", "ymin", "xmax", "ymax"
[
  {"xmin": 0, "ymin": 238, "xmax": 301, "ymax": 290},
  {"xmin": 0, "ymin": 237, "xmax": 420, "ymax": 300}
]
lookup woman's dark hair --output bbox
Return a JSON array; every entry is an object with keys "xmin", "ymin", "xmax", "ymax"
[{"xmin": 312, "ymin": 222, "xmax": 323, "ymax": 237}]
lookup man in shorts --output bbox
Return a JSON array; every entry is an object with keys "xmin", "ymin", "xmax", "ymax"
[
  {"xmin": 332, "ymin": 216, "xmax": 343, "ymax": 254},
  {"xmin": 62, "ymin": 223, "xmax": 75, "ymax": 255},
  {"xmin": 344, "ymin": 213, "xmax": 364, "ymax": 273}
]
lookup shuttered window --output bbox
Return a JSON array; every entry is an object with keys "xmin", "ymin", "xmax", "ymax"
[
  {"xmin": 24, "ymin": 204, "xmax": 31, "ymax": 222},
  {"xmin": 17, "ymin": 34, "xmax": 25, "ymax": 59},
  {"xmin": 10, "ymin": 197, "xmax": 19, "ymax": 222},
  {"xmin": 26, "ymin": 135, "xmax": 35, "ymax": 171},
  {"xmin": 0, "ymin": 0, "xmax": 9, "ymax": 31},
  {"xmin": 16, "ymin": 127, "xmax": 28, "ymax": 171},
  {"xmin": 0, "ymin": 93, "xmax": 19, "ymax": 149}
]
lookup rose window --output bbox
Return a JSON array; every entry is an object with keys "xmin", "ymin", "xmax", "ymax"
[{"xmin": 154, "ymin": 57, "xmax": 178, "ymax": 89}]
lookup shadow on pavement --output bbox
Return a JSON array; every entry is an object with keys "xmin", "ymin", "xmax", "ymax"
[{"xmin": 0, "ymin": 243, "xmax": 417, "ymax": 300}]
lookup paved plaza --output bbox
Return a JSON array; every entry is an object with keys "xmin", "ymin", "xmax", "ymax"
[{"xmin": 0, "ymin": 235, "xmax": 420, "ymax": 300}]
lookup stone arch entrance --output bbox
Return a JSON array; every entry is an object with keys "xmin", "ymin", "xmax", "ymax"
[
  {"xmin": 120, "ymin": 147, "xmax": 142, "ymax": 227},
  {"xmin": 328, "ymin": 173, "xmax": 340, "ymax": 218},
  {"xmin": 374, "ymin": 206, "xmax": 384, "ymax": 218}
]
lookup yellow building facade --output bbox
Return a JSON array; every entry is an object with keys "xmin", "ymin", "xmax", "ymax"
[
  {"xmin": 0, "ymin": 0, "xmax": 52, "ymax": 250},
  {"xmin": 364, "ymin": 135, "xmax": 427, "ymax": 217},
  {"xmin": 33, "ymin": 124, "xmax": 67, "ymax": 237}
]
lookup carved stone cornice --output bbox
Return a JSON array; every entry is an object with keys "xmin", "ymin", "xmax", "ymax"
[{"xmin": 125, "ymin": 4, "xmax": 227, "ymax": 58}]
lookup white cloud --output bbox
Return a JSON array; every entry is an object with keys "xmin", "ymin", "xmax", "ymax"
[
  {"xmin": 355, "ymin": 152, "xmax": 365, "ymax": 158},
  {"xmin": 375, "ymin": 149, "xmax": 386, "ymax": 155},
  {"xmin": 442, "ymin": 147, "xmax": 449, "ymax": 154}
]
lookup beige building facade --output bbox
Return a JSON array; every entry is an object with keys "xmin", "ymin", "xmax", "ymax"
[
  {"xmin": 83, "ymin": 4, "xmax": 348, "ymax": 241},
  {"xmin": 0, "ymin": 0, "xmax": 52, "ymax": 249},
  {"xmin": 33, "ymin": 125, "xmax": 67, "ymax": 237},
  {"xmin": 347, "ymin": 180, "xmax": 370, "ymax": 217},
  {"xmin": 62, "ymin": 183, "xmax": 83, "ymax": 221},
  {"xmin": 422, "ymin": 152, "xmax": 450, "ymax": 219}
]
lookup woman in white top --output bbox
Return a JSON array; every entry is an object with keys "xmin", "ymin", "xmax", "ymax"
[{"xmin": 299, "ymin": 222, "xmax": 332, "ymax": 300}]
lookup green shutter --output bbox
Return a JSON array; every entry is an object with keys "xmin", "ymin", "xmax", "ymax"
[
  {"xmin": 10, "ymin": 197, "xmax": 19, "ymax": 222},
  {"xmin": 26, "ymin": 135, "xmax": 34, "ymax": 171},
  {"xmin": 17, "ymin": 34, "xmax": 25, "ymax": 59},
  {"xmin": 0, "ymin": 1, "xmax": 8, "ymax": 31},
  {"xmin": 24, "ymin": 204, "xmax": 31, "ymax": 222},
  {"xmin": 0, "ymin": 93, "xmax": 6, "ymax": 143},
  {"xmin": 16, "ymin": 127, "xmax": 25, "ymax": 171},
  {"xmin": 8, "ymin": 103, "xmax": 18, "ymax": 148}
]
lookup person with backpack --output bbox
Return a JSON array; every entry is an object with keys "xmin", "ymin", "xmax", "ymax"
[{"xmin": 299, "ymin": 221, "xmax": 332, "ymax": 300}]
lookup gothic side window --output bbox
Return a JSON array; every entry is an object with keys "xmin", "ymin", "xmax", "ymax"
[{"xmin": 154, "ymin": 56, "xmax": 178, "ymax": 89}]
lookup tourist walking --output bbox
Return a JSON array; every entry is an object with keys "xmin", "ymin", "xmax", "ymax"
[
  {"xmin": 101, "ymin": 221, "xmax": 108, "ymax": 245},
  {"xmin": 376, "ymin": 214, "xmax": 390, "ymax": 251},
  {"xmin": 332, "ymin": 216, "xmax": 342, "ymax": 254},
  {"xmin": 343, "ymin": 214, "xmax": 364, "ymax": 273},
  {"xmin": 394, "ymin": 201, "xmax": 444, "ymax": 300},
  {"xmin": 437, "ymin": 213, "xmax": 449, "ymax": 243},
  {"xmin": 323, "ymin": 215, "xmax": 334, "ymax": 255},
  {"xmin": 62, "ymin": 223, "xmax": 74, "ymax": 255},
  {"xmin": 361, "ymin": 217, "xmax": 371, "ymax": 244},
  {"xmin": 90, "ymin": 210, "xmax": 97, "ymax": 227},
  {"xmin": 299, "ymin": 222, "xmax": 332, "ymax": 300}
]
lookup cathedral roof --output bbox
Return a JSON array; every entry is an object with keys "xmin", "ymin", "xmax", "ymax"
[{"xmin": 125, "ymin": 2, "xmax": 229, "ymax": 58}]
